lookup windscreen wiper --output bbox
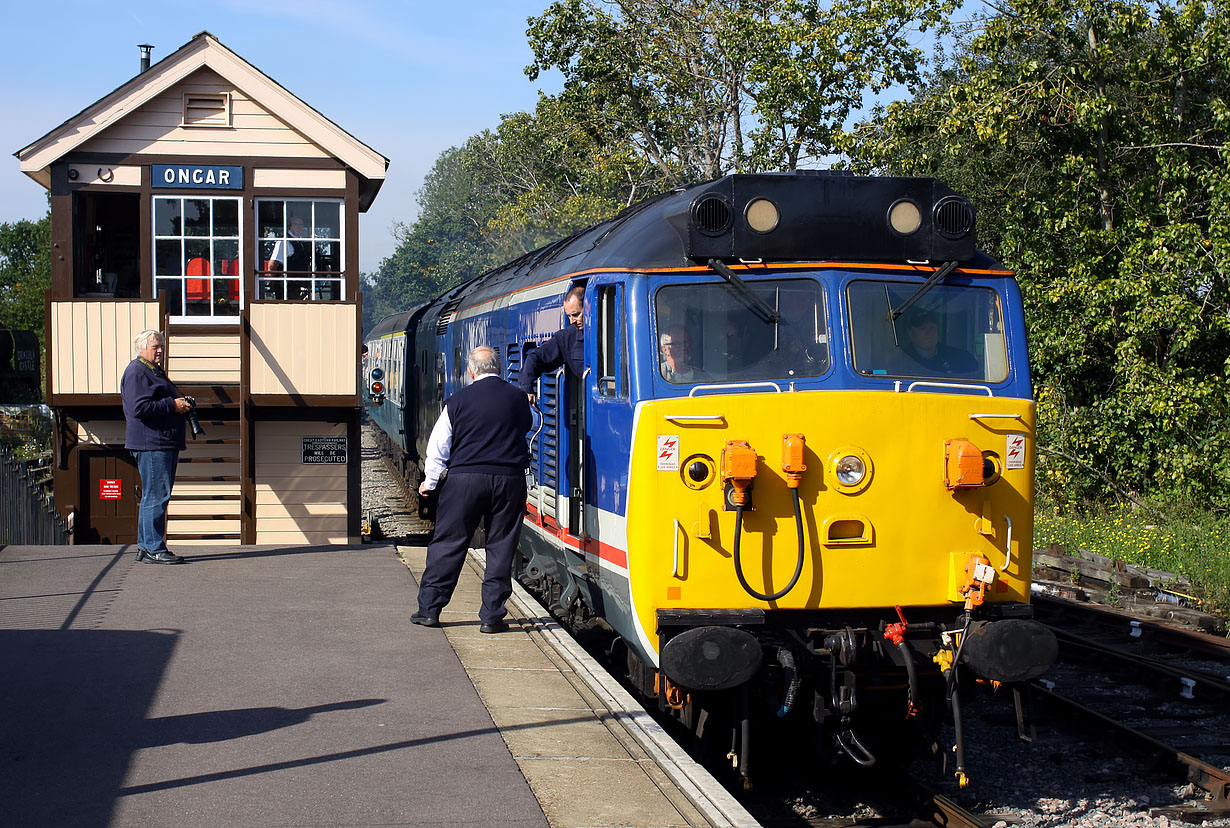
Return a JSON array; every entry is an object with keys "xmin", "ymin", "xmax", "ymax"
[
  {"xmin": 708, "ymin": 259, "xmax": 781, "ymax": 323},
  {"xmin": 888, "ymin": 260, "xmax": 959, "ymax": 321}
]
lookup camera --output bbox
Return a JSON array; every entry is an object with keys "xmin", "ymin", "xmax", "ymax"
[{"xmin": 184, "ymin": 396, "xmax": 206, "ymax": 438}]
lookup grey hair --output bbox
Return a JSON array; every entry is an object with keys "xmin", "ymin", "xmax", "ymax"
[
  {"xmin": 468, "ymin": 346, "xmax": 500, "ymax": 376},
  {"xmin": 134, "ymin": 329, "xmax": 163, "ymax": 354}
]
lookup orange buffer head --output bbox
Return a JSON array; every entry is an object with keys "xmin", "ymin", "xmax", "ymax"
[
  {"xmin": 944, "ymin": 439, "xmax": 985, "ymax": 490},
  {"xmin": 722, "ymin": 440, "xmax": 758, "ymax": 506},
  {"xmin": 782, "ymin": 433, "xmax": 806, "ymax": 489}
]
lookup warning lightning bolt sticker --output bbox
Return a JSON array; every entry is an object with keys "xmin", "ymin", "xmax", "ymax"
[
  {"xmin": 1005, "ymin": 434, "xmax": 1026, "ymax": 470},
  {"xmin": 657, "ymin": 435, "xmax": 681, "ymax": 471}
]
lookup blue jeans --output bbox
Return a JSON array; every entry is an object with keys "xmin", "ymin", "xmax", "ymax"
[{"xmin": 133, "ymin": 450, "xmax": 179, "ymax": 554}]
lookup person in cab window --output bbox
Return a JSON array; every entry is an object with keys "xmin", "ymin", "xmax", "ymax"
[
  {"xmin": 659, "ymin": 327, "xmax": 707, "ymax": 383},
  {"xmin": 901, "ymin": 310, "xmax": 980, "ymax": 377},
  {"xmin": 268, "ymin": 213, "xmax": 310, "ymax": 273}
]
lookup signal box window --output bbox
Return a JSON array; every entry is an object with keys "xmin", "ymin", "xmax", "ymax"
[
  {"xmin": 847, "ymin": 281, "xmax": 1008, "ymax": 383},
  {"xmin": 153, "ymin": 196, "xmax": 241, "ymax": 319},
  {"xmin": 256, "ymin": 199, "xmax": 343, "ymax": 301},
  {"xmin": 653, "ymin": 278, "xmax": 829, "ymax": 384}
]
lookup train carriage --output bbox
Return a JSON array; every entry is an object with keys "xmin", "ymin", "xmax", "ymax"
[{"xmin": 366, "ymin": 171, "xmax": 1057, "ymax": 785}]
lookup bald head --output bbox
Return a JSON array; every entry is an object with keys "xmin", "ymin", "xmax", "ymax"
[{"xmin": 468, "ymin": 347, "xmax": 499, "ymax": 376}]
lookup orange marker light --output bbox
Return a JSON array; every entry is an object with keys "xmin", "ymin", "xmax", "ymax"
[
  {"xmin": 944, "ymin": 439, "xmax": 985, "ymax": 490},
  {"xmin": 781, "ymin": 433, "xmax": 806, "ymax": 489}
]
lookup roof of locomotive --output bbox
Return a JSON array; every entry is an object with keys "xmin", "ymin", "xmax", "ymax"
[{"xmin": 455, "ymin": 171, "xmax": 1004, "ymax": 306}]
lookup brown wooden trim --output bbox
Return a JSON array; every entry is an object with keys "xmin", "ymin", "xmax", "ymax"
[
  {"xmin": 346, "ymin": 169, "xmax": 360, "ymax": 302},
  {"xmin": 347, "ymin": 407, "xmax": 361, "ymax": 543},
  {"xmin": 167, "ymin": 534, "xmax": 241, "ymax": 540},
  {"xmin": 175, "ymin": 475, "xmax": 242, "ymax": 482},
  {"xmin": 140, "ymin": 168, "xmax": 153, "ymax": 298},
  {"xmin": 248, "ymin": 394, "xmax": 358, "ymax": 407},
  {"xmin": 174, "ymin": 385, "xmax": 242, "ymax": 407},
  {"xmin": 50, "ymin": 170, "xmax": 72, "ymax": 297},
  {"xmin": 49, "ymin": 394, "xmax": 123, "ymax": 407},
  {"xmin": 240, "ymin": 307, "xmax": 255, "ymax": 544},
  {"xmin": 179, "ymin": 457, "xmax": 240, "ymax": 463},
  {"xmin": 170, "ymin": 493, "xmax": 241, "ymax": 500},
  {"xmin": 167, "ymin": 322, "xmax": 241, "ymax": 335}
]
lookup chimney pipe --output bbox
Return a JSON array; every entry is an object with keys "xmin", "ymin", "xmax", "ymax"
[{"xmin": 138, "ymin": 44, "xmax": 154, "ymax": 73}]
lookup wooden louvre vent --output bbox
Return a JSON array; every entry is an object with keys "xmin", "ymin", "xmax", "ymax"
[{"xmin": 182, "ymin": 93, "xmax": 231, "ymax": 127}]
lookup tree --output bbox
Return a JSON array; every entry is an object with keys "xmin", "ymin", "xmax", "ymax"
[
  {"xmin": 0, "ymin": 211, "xmax": 51, "ymax": 333},
  {"xmin": 845, "ymin": 0, "xmax": 1230, "ymax": 508},
  {"xmin": 526, "ymin": 0, "xmax": 960, "ymax": 180}
]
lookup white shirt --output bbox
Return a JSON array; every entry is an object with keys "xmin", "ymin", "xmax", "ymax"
[{"xmin": 420, "ymin": 372, "xmax": 499, "ymax": 491}]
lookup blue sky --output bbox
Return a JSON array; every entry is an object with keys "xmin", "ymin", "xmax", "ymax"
[{"xmin": 1, "ymin": 0, "xmax": 561, "ymax": 273}]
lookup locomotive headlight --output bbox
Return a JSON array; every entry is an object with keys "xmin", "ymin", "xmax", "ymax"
[
  {"xmin": 835, "ymin": 455, "xmax": 864, "ymax": 485},
  {"xmin": 745, "ymin": 198, "xmax": 780, "ymax": 233},
  {"xmin": 888, "ymin": 199, "xmax": 922, "ymax": 235},
  {"xmin": 828, "ymin": 445, "xmax": 873, "ymax": 494}
]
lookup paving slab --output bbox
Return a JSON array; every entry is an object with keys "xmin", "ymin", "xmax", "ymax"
[{"xmin": 0, "ymin": 543, "xmax": 549, "ymax": 828}]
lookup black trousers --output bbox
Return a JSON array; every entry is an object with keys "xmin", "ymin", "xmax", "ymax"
[{"xmin": 417, "ymin": 472, "xmax": 527, "ymax": 624}]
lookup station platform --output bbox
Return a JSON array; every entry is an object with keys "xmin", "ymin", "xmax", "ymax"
[{"xmin": 0, "ymin": 541, "xmax": 756, "ymax": 828}]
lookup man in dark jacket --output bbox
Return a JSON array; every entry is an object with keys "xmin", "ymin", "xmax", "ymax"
[
  {"xmin": 517, "ymin": 285, "xmax": 584, "ymax": 403},
  {"xmin": 413, "ymin": 347, "xmax": 533, "ymax": 633},
  {"xmin": 122, "ymin": 330, "xmax": 192, "ymax": 565}
]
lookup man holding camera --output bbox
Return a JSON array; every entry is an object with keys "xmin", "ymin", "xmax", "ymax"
[{"xmin": 122, "ymin": 329, "xmax": 193, "ymax": 565}]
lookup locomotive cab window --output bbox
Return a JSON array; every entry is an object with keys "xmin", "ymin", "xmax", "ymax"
[
  {"xmin": 847, "ymin": 281, "xmax": 1008, "ymax": 383},
  {"xmin": 256, "ymin": 198, "xmax": 343, "ymax": 301},
  {"xmin": 654, "ymin": 278, "xmax": 828, "ymax": 384}
]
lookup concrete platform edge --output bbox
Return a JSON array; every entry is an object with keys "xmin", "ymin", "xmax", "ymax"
[{"xmin": 485, "ymin": 551, "xmax": 762, "ymax": 828}]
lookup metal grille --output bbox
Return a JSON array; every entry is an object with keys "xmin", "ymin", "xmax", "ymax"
[
  {"xmin": 933, "ymin": 196, "xmax": 974, "ymax": 239},
  {"xmin": 692, "ymin": 195, "xmax": 733, "ymax": 235}
]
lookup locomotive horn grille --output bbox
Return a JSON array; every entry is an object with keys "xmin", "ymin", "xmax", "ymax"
[
  {"xmin": 933, "ymin": 196, "xmax": 974, "ymax": 239},
  {"xmin": 692, "ymin": 195, "xmax": 733, "ymax": 236}
]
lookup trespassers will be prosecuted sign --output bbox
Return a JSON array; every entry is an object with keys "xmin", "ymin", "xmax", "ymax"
[{"xmin": 302, "ymin": 437, "xmax": 348, "ymax": 464}]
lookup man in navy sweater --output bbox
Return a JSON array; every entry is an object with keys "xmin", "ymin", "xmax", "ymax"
[
  {"xmin": 517, "ymin": 285, "xmax": 585, "ymax": 403},
  {"xmin": 413, "ymin": 347, "xmax": 533, "ymax": 633},
  {"xmin": 121, "ymin": 330, "xmax": 192, "ymax": 565}
]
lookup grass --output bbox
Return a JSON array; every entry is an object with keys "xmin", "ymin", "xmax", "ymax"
[{"xmin": 1034, "ymin": 501, "xmax": 1230, "ymax": 622}]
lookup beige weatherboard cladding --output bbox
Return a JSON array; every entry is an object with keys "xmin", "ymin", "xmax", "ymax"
[
  {"xmin": 168, "ymin": 333, "xmax": 241, "ymax": 385},
  {"xmin": 248, "ymin": 303, "xmax": 358, "ymax": 397},
  {"xmin": 255, "ymin": 421, "xmax": 348, "ymax": 545},
  {"xmin": 51, "ymin": 301, "xmax": 161, "ymax": 395}
]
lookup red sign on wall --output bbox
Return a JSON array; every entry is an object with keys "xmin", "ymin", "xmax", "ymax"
[{"xmin": 99, "ymin": 479, "xmax": 122, "ymax": 500}]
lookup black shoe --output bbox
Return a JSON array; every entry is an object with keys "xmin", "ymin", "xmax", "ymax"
[
  {"xmin": 410, "ymin": 612, "xmax": 439, "ymax": 627},
  {"xmin": 139, "ymin": 549, "xmax": 185, "ymax": 565},
  {"xmin": 479, "ymin": 620, "xmax": 508, "ymax": 634}
]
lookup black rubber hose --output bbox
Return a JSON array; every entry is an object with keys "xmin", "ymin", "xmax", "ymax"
[
  {"xmin": 732, "ymin": 489, "xmax": 806, "ymax": 602},
  {"xmin": 896, "ymin": 639, "xmax": 919, "ymax": 715}
]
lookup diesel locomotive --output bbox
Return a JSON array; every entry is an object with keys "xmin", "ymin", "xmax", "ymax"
[{"xmin": 366, "ymin": 171, "xmax": 1057, "ymax": 786}]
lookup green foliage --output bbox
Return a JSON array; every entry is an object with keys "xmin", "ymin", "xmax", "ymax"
[
  {"xmin": 0, "ymin": 211, "xmax": 51, "ymax": 333},
  {"xmin": 1036, "ymin": 502, "xmax": 1230, "ymax": 618},
  {"xmin": 844, "ymin": 0, "xmax": 1230, "ymax": 510}
]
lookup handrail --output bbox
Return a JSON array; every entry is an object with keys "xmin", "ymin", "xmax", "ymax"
[
  {"xmin": 689, "ymin": 381, "xmax": 782, "ymax": 397},
  {"xmin": 904, "ymin": 380, "xmax": 994, "ymax": 396}
]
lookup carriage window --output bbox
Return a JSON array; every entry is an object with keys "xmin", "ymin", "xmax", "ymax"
[
  {"xmin": 653, "ymin": 278, "xmax": 828, "ymax": 384},
  {"xmin": 256, "ymin": 198, "xmax": 343, "ymax": 301},
  {"xmin": 153, "ymin": 195, "xmax": 241, "ymax": 319},
  {"xmin": 847, "ymin": 281, "xmax": 1007, "ymax": 383},
  {"xmin": 596, "ymin": 285, "xmax": 627, "ymax": 398}
]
